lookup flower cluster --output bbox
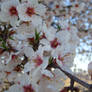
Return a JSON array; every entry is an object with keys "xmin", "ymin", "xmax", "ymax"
[{"xmin": 0, "ymin": 0, "xmax": 81, "ymax": 92}]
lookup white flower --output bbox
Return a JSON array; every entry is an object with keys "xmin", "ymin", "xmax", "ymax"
[
  {"xmin": 0, "ymin": 0, "xmax": 19, "ymax": 26},
  {"xmin": 42, "ymin": 23, "xmax": 57, "ymax": 41},
  {"xmin": 56, "ymin": 31, "xmax": 71, "ymax": 44},
  {"xmin": 5, "ymin": 74, "xmax": 37, "ymax": 92},
  {"xmin": 17, "ymin": 0, "xmax": 46, "ymax": 21},
  {"xmin": 51, "ymin": 45, "xmax": 75, "ymax": 70},
  {"xmin": 38, "ymin": 69, "xmax": 65, "ymax": 92},
  {"xmin": 32, "ymin": 52, "xmax": 48, "ymax": 68},
  {"xmin": 16, "ymin": 22, "xmax": 41, "ymax": 38},
  {"xmin": 28, "ymin": 46, "xmax": 54, "ymax": 79}
]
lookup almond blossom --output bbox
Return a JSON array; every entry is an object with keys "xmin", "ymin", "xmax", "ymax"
[
  {"xmin": 17, "ymin": 0, "xmax": 46, "ymax": 22},
  {"xmin": 4, "ymin": 74, "xmax": 37, "ymax": 92},
  {"xmin": 0, "ymin": 0, "xmax": 19, "ymax": 26}
]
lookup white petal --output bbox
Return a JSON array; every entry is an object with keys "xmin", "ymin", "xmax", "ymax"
[
  {"xmin": 35, "ymin": 4, "xmax": 46, "ymax": 16},
  {"xmin": 41, "ymin": 70, "xmax": 54, "ymax": 78},
  {"xmin": 23, "ymin": 47, "xmax": 35, "ymax": 58}
]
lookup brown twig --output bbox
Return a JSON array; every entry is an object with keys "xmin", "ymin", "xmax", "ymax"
[{"xmin": 47, "ymin": 63, "xmax": 92, "ymax": 90}]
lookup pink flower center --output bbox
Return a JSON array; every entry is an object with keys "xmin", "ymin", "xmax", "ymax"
[
  {"xmin": 67, "ymin": 27, "xmax": 70, "ymax": 31},
  {"xmin": 5, "ymin": 71, "xmax": 11, "ymax": 76},
  {"xmin": 75, "ymin": 4, "xmax": 79, "ymax": 8},
  {"xmin": 40, "ymin": 32, "xmax": 46, "ymax": 39},
  {"xmin": 34, "ymin": 55, "xmax": 43, "ymax": 66},
  {"xmin": 50, "ymin": 38, "xmax": 60, "ymax": 48},
  {"xmin": 12, "ymin": 54, "xmax": 17, "ymax": 60},
  {"xmin": 26, "ymin": 7, "xmax": 35, "ymax": 17},
  {"xmin": 56, "ymin": 5, "xmax": 60, "ymax": 8},
  {"xmin": 58, "ymin": 55, "xmax": 64, "ymax": 62},
  {"xmin": 9, "ymin": 6, "xmax": 18, "ymax": 16},
  {"xmin": 23, "ymin": 84, "xmax": 34, "ymax": 92}
]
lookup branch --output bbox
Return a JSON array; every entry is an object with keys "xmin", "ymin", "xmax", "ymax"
[{"xmin": 47, "ymin": 63, "xmax": 92, "ymax": 89}]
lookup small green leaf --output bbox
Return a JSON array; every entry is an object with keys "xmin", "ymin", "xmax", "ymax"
[
  {"xmin": 0, "ymin": 37, "xmax": 3, "ymax": 41},
  {"xmin": 49, "ymin": 57, "xmax": 53, "ymax": 64},
  {"xmin": 9, "ymin": 36, "xmax": 14, "ymax": 40},
  {"xmin": 57, "ymin": 24, "xmax": 61, "ymax": 31},
  {"xmin": 35, "ymin": 29, "xmax": 40, "ymax": 41},
  {"xmin": 1, "ymin": 41, "xmax": 8, "ymax": 50}
]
